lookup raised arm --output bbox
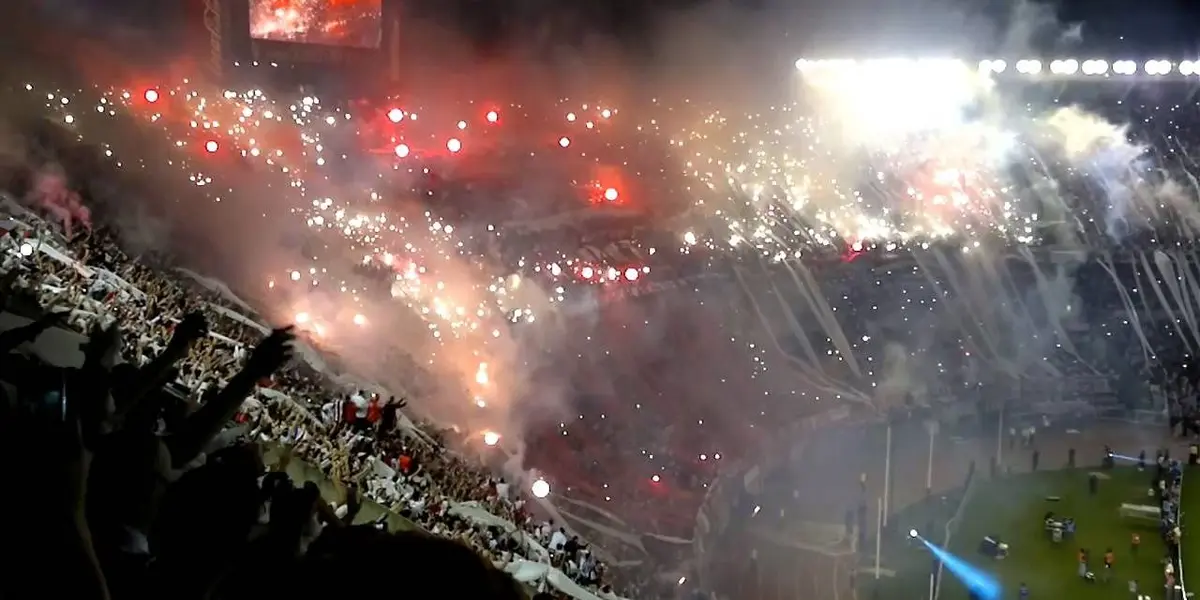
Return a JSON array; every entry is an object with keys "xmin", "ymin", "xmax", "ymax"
[{"xmin": 166, "ymin": 326, "xmax": 294, "ymax": 468}]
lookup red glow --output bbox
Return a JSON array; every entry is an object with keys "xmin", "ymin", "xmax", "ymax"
[
  {"xmin": 486, "ymin": 110, "xmax": 499, "ymax": 123},
  {"xmin": 604, "ymin": 187, "xmax": 619, "ymax": 202},
  {"xmin": 841, "ymin": 240, "xmax": 866, "ymax": 262}
]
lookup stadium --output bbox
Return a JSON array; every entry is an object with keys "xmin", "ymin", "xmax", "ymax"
[{"xmin": 2, "ymin": 0, "xmax": 1200, "ymax": 599}]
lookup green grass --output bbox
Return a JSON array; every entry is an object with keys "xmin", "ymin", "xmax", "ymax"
[
  {"xmin": 866, "ymin": 468, "xmax": 1167, "ymax": 600},
  {"xmin": 1181, "ymin": 469, "xmax": 1200, "ymax": 597}
]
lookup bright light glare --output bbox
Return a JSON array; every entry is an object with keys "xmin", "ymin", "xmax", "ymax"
[
  {"xmin": 394, "ymin": 144, "xmax": 410, "ymax": 158},
  {"xmin": 204, "ymin": 140, "xmax": 219, "ymax": 153},
  {"xmin": 1082, "ymin": 59, "xmax": 1109, "ymax": 75},
  {"xmin": 1113, "ymin": 60, "xmax": 1138, "ymax": 75},
  {"xmin": 558, "ymin": 136, "xmax": 571, "ymax": 148},
  {"xmin": 447, "ymin": 138, "xmax": 462, "ymax": 153},
  {"xmin": 604, "ymin": 187, "xmax": 619, "ymax": 201},
  {"xmin": 799, "ymin": 59, "xmax": 990, "ymax": 145},
  {"xmin": 143, "ymin": 89, "xmax": 159, "ymax": 103},
  {"xmin": 483, "ymin": 431, "xmax": 500, "ymax": 446},
  {"xmin": 909, "ymin": 528, "xmax": 919, "ymax": 538},
  {"xmin": 531, "ymin": 478, "xmax": 551, "ymax": 498},
  {"xmin": 387, "ymin": 108, "xmax": 404, "ymax": 123},
  {"xmin": 486, "ymin": 110, "xmax": 499, "ymax": 123}
]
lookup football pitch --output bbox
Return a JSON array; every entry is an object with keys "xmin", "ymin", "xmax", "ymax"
[{"xmin": 865, "ymin": 468, "xmax": 1168, "ymax": 600}]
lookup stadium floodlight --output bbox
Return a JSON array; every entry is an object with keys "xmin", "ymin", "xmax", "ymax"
[
  {"xmin": 1113, "ymin": 60, "xmax": 1137, "ymax": 75},
  {"xmin": 1015, "ymin": 59, "xmax": 1042, "ymax": 74},
  {"xmin": 1081, "ymin": 59, "xmax": 1109, "ymax": 75},
  {"xmin": 978, "ymin": 59, "xmax": 1006, "ymax": 74},
  {"xmin": 1145, "ymin": 59, "xmax": 1172, "ymax": 75},
  {"xmin": 1181, "ymin": 60, "xmax": 1196, "ymax": 76},
  {"xmin": 1050, "ymin": 59, "xmax": 1078, "ymax": 75}
]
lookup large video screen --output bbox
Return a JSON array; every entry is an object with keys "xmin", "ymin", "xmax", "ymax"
[{"xmin": 249, "ymin": 0, "xmax": 383, "ymax": 48}]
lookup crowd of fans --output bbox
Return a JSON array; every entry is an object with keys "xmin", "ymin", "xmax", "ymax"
[{"xmin": 0, "ymin": 198, "xmax": 661, "ymax": 599}]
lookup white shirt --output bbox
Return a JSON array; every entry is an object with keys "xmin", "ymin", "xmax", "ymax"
[
  {"xmin": 496, "ymin": 481, "xmax": 510, "ymax": 499},
  {"xmin": 351, "ymin": 394, "xmax": 368, "ymax": 418},
  {"xmin": 550, "ymin": 530, "xmax": 567, "ymax": 551},
  {"xmin": 409, "ymin": 497, "xmax": 426, "ymax": 516}
]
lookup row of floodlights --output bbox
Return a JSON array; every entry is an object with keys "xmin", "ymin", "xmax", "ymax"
[
  {"xmin": 990, "ymin": 59, "xmax": 1187, "ymax": 76},
  {"xmin": 795, "ymin": 58, "xmax": 1199, "ymax": 76}
]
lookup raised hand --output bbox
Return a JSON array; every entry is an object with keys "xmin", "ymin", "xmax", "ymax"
[
  {"xmin": 82, "ymin": 321, "xmax": 123, "ymax": 370},
  {"xmin": 246, "ymin": 326, "xmax": 296, "ymax": 379},
  {"xmin": 169, "ymin": 311, "xmax": 209, "ymax": 348}
]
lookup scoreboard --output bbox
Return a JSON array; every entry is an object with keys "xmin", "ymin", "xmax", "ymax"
[{"xmin": 204, "ymin": 0, "xmax": 401, "ymax": 84}]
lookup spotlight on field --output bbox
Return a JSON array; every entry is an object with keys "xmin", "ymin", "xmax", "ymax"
[{"xmin": 918, "ymin": 536, "xmax": 1002, "ymax": 600}]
